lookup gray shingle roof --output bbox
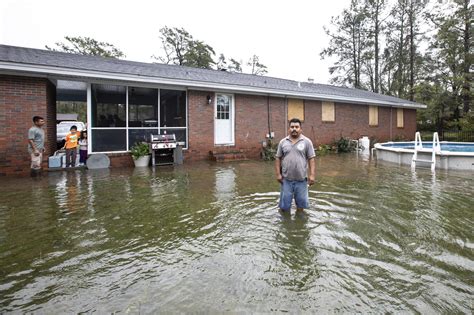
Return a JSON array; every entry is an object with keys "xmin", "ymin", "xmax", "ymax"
[{"xmin": 0, "ymin": 44, "xmax": 425, "ymax": 108}]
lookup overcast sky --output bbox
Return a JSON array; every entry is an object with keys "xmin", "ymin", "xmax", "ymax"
[{"xmin": 1, "ymin": 0, "xmax": 350, "ymax": 84}]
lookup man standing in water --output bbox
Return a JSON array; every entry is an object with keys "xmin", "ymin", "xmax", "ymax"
[
  {"xmin": 28, "ymin": 116, "xmax": 45, "ymax": 176},
  {"xmin": 275, "ymin": 118, "xmax": 316, "ymax": 213}
]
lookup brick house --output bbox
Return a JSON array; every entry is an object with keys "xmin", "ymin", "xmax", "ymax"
[{"xmin": 0, "ymin": 45, "xmax": 425, "ymax": 176}]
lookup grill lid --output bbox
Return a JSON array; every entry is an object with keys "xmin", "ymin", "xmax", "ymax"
[{"xmin": 150, "ymin": 134, "xmax": 176, "ymax": 143}]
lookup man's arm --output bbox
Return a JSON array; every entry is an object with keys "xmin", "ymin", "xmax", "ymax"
[
  {"xmin": 308, "ymin": 157, "xmax": 315, "ymax": 186},
  {"xmin": 28, "ymin": 139, "xmax": 39, "ymax": 156},
  {"xmin": 275, "ymin": 157, "xmax": 283, "ymax": 184}
]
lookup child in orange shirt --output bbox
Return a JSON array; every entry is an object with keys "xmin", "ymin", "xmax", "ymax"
[{"xmin": 63, "ymin": 125, "xmax": 79, "ymax": 167}]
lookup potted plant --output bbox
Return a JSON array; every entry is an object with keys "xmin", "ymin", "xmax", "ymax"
[{"xmin": 130, "ymin": 142, "xmax": 151, "ymax": 167}]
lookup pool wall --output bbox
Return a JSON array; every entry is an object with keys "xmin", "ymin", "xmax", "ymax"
[{"xmin": 374, "ymin": 142, "xmax": 474, "ymax": 170}]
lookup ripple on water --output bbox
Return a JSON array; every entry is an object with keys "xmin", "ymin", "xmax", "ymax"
[{"xmin": 0, "ymin": 159, "xmax": 472, "ymax": 313}]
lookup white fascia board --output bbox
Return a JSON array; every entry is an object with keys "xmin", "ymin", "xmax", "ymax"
[{"xmin": 0, "ymin": 62, "xmax": 427, "ymax": 109}]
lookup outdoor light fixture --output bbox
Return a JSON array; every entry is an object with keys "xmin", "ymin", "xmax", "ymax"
[{"xmin": 207, "ymin": 95, "xmax": 212, "ymax": 104}]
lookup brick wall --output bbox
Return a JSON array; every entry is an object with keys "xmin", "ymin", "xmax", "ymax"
[
  {"xmin": 0, "ymin": 75, "xmax": 56, "ymax": 176},
  {"xmin": 303, "ymin": 100, "xmax": 417, "ymax": 146},
  {"xmin": 0, "ymin": 78, "xmax": 418, "ymax": 176},
  {"xmin": 185, "ymin": 90, "xmax": 417, "ymax": 160},
  {"xmin": 109, "ymin": 153, "xmax": 134, "ymax": 168}
]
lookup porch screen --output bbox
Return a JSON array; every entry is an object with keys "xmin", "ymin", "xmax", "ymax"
[
  {"xmin": 397, "ymin": 108, "xmax": 404, "ymax": 128},
  {"xmin": 369, "ymin": 105, "xmax": 378, "ymax": 126},
  {"xmin": 322, "ymin": 101, "xmax": 335, "ymax": 122},
  {"xmin": 288, "ymin": 99, "xmax": 304, "ymax": 121}
]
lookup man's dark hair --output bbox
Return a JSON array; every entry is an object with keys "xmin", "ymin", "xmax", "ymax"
[
  {"xmin": 289, "ymin": 118, "xmax": 302, "ymax": 126},
  {"xmin": 70, "ymin": 125, "xmax": 77, "ymax": 131},
  {"xmin": 32, "ymin": 116, "xmax": 44, "ymax": 123}
]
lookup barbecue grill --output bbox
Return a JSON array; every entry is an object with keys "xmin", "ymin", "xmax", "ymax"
[{"xmin": 149, "ymin": 134, "xmax": 181, "ymax": 165}]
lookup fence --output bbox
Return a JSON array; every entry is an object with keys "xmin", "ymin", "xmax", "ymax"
[{"xmin": 420, "ymin": 130, "xmax": 474, "ymax": 142}]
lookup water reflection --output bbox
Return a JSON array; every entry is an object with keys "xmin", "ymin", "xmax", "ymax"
[
  {"xmin": 273, "ymin": 212, "xmax": 319, "ymax": 291},
  {"xmin": 0, "ymin": 158, "xmax": 472, "ymax": 313}
]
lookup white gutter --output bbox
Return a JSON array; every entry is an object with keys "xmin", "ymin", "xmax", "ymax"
[{"xmin": 0, "ymin": 61, "xmax": 427, "ymax": 109}]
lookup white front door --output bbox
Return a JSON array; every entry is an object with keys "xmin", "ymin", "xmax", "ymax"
[{"xmin": 214, "ymin": 93, "xmax": 234, "ymax": 145}]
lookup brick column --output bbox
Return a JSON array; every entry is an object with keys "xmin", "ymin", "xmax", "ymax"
[{"xmin": 0, "ymin": 75, "xmax": 56, "ymax": 176}]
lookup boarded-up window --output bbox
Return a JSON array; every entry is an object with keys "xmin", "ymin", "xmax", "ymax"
[
  {"xmin": 288, "ymin": 99, "xmax": 304, "ymax": 121},
  {"xmin": 369, "ymin": 105, "xmax": 378, "ymax": 126},
  {"xmin": 397, "ymin": 108, "xmax": 404, "ymax": 128},
  {"xmin": 322, "ymin": 101, "xmax": 335, "ymax": 122}
]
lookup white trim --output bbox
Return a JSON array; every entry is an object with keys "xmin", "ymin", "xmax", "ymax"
[
  {"xmin": 0, "ymin": 62, "xmax": 426, "ymax": 109},
  {"xmin": 214, "ymin": 93, "xmax": 235, "ymax": 146},
  {"xmin": 126, "ymin": 86, "xmax": 129, "ymax": 150},
  {"xmin": 87, "ymin": 83, "xmax": 92, "ymax": 155}
]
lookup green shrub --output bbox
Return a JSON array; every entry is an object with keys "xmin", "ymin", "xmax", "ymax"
[
  {"xmin": 316, "ymin": 144, "xmax": 332, "ymax": 155},
  {"xmin": 333, "ymin": 137, "xmax": 357, "ymax": 153},
  {"xmin": 262, "ymin": 139, "xmax": 278, "ymax": 161},
  {"xmin": 130, "ymin": 142, "xmax": 150, "ymax": 160}
]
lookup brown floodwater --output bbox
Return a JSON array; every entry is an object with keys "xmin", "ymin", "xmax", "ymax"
[{"xmin": 0, "ymin": 154, "xmax": 472, "ymax": 313}]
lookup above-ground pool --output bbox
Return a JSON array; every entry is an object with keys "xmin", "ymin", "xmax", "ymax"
[{"xmin": 374, "ymin": 141, "xmax": 474, "ymax": 170}]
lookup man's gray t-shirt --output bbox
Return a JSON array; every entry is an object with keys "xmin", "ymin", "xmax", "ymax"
[
  {"xmin": 28, "ymin": 126, "xmax": 45, "ymax": 153},
  {"xmin": 276, "ymin": 135, "xmax": 315, "ymax": 181}
]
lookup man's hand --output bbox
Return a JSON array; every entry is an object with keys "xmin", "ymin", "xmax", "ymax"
[
  {"xmin": 308, "ymin": 175, "xmax": 315, "ymax": 186},
  {"xmin": 276, "ymin": 174, "xmax": 283, "ymax": 184}
]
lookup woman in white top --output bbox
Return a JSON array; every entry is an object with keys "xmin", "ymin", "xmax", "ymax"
[{"xmin": 78, "ymin": 130, "xmax": 88, "ymax": 166}]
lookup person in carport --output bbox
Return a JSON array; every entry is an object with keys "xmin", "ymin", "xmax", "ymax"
[
  {"xmin": 274, "ymin": 118, "xmax": 316, "ymax": 213},
  {"xmin": 28, "ymin": 115, "xmax": 45, "ymax": 176}
]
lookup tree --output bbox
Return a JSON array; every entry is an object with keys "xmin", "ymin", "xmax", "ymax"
[
  {"xmin": 364, "ymin": 0, "xmax": 387, "ymax": 93},
  {"xmin": 320, "ymin": 0, "xmax": 370, "ymax": 88},
  {"xmin": 153, "ymin": 26, "xmax": 215, "ymax": 69},
  {"xmin": 427, "ymin": 0, "xmax": 472, "ymax": 122},
  {"xmin": 383, "ymin": 0, "xmax": 426, "ymax": 99},
  {"xmin": 184, "ymin": 41, "xmax": 216, "ymax": 69},
  {"xmin": 46, "ymin": 36, "xmax": 125, "ymax": 58},
  {"xmin": 247, "ymin": 55, "xmax": 268, "ymax": 75},
  {"xmin": 216, "ymin": 54, "xmax": 242, "ymax": 72}
]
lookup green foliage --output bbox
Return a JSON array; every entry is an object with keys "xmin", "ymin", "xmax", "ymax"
[
  {"xmin": 459, "ymin": 112, "xmax": 474, "ymax": 132},
  {"xmin": 322, "ymin": 0, "xmax": 471, "ymax": 132},
  {"xmin": 56, "ymin": 101, "xmax": 86, "ymax": 123},
  {"xmin": 333, "ymin": 137, "xmax": 357, "ymax": 153},
  {"xmin": 316, "ymin": 144, "xmax": 333, "ymax": 155},
  {"xmin": 320, "ymin": 0, "xmax": 371, "ymax": 89},
  {"xmin": 46, "ymin": 36, "xmax": 125, "ymax": 58},
  {"xmin": 154, "ymin": 26, "xmax": 215, "ymax": 69},
  {"xmin": 184, "ymin": 41, "xmax": 216, "ymax": 69},
  {"xmin": 216, "ymin": 54, "xmax": 242, "ymax": 72},
  {"xmin": 262, "ymin": 139, "xmax": 278, "ymax": 161},
  {"xmin": 130, "ymin": 142, "xmax": 150, "ymax": 160}
]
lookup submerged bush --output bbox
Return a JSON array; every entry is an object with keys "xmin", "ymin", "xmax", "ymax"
[
  {"xmin": 333, "ymin": 137, "xmax": 357, "ymax": 153},
  {"xmin": 262, "ymin": 139, "xmax": 278, "ymax": 161},
  {"xmin": 316, "ymin": 144, "xmax": 333, "ymax": 155}
]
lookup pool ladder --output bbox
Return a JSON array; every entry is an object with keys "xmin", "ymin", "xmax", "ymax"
[{"xmin": 411, "ymin": 132, "xmax": 441, "ymax": 172}]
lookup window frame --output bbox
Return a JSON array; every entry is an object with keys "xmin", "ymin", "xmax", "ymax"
[{"xmin": 88, "ymin": 83, "xmax": 188, "ymax": 154}]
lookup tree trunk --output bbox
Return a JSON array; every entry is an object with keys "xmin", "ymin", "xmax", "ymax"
[
  {"xmin": 462, "ymin": 0, "xmax": 471, "ymax": 113},
  {"xmin": 374, "ymin": 1, "xmax": 380, "ymax": 93},
  {"xmin": 408, "ymin": 2, "xmax": 415, "ymax": 101}
]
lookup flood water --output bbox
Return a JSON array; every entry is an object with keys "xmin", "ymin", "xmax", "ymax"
[{"xmin": 0, "ymin": 154, "xmax": 473, "ymax": 313}]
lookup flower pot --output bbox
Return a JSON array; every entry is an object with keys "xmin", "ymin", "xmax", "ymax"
[{"xmin": 133, "ymin": 155, "xmax": 150, "ymax": 167}]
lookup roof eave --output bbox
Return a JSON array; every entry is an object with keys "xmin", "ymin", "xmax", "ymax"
[{"xmin": 0, "ymin": 61, "xmax": 427, "ymax": 109}]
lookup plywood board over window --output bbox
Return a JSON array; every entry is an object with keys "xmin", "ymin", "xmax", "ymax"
[
  {"xmin": 288, "ymin": 99, "xmax": 304, "ymax": 121},
  {"xmin": 322, "ymin": 101, "xmax": 335, "ymax": 122},
  {"xmin": 397, "ymin": 108, "xmax": 404, "ymax": 128},
  {"xmin": 369, "ymin": 105, "xmax": 378, "ymax": 126}
]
